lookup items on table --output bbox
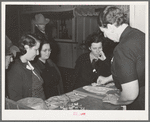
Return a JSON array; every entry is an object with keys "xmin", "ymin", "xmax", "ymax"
[{"xmin": 45, "ymin": 91, "xmax": 87, "ymax": 110}]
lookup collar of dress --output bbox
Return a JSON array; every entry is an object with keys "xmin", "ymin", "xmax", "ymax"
[{"xmin": 26, "ymin": 61, "xmax": 34, "ymax": 70}]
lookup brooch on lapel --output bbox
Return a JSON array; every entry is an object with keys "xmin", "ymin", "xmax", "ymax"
[{"xmin": 93, "ymin": 69, "xmax": 97, "ymax": 73}]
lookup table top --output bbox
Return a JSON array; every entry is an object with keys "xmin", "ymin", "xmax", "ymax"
[
  {"xmin": 45, "ymin": 83, "xmax": 122, "ymax": 110},
  {"xmin": 74, "ymin": 96, "xmax": 122, "ymax": 110},
  {"xmin": 73, "ymin": 86, "xmax": 121, "ymax": 110}
]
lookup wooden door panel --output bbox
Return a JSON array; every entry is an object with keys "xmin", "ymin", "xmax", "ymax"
[{"xmin": 56, "ymin": 42, "xmax": 73, "ymax": 68}]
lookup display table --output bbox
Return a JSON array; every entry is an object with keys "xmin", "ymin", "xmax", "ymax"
[{"xmin": 45, "ymin": 83, "xmax": 122, "ymax": 110}]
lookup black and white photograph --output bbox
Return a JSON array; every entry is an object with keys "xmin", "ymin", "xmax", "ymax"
[{"xmin": 2, "ymin": 1, "xmax": 149, "ymax": 120}]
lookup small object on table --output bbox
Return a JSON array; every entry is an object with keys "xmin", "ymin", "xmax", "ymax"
[
  {"xmin": 68, "ymin": 103, "xmax": 74, "ymax": 106},
  {"xmin": 105, "ymin": 82, "xmax": 115, "ymax": 88},
  {"xmin": 74, "ymin": 102, "xmax": 78, "ymax": 105},
  {"xmin": 60, "ymin": 102, "xmax": 85, "ymax": 110},
  {"xmin": 74, "ymin": 92, "xmax": 78, "ymax": 95},
  {"xmin": 62, "ymin": 107, "xmax": 68, "ymax": 110},
  {"xmin": 91, "ymin": 82, "xmax": 115, "ymax": 88},
  {"xmin": 91, "ymin": 82, "xmax": 99, "ymax": 86},
  {"xmin": 102, "ymin": 94, "xmax": 119, "ymax": 105},
  {"xmin": 80, "ymin": 107, "xmax": 85, "ymax": 110},
  {"xmin": 69, "ymin": 106, "xmax": 74, "ymax": 110},
  {"xmin": 60, "ymin": 105, "xmax": 65, "ymax": 109}
]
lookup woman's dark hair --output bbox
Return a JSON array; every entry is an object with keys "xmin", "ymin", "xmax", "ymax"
[
  {"xmin": 38, "ymin": 40, "xmax": 51, "ymax": 57},
  {"xmin": 97, "ymin": 6, "xmax": 127, "ymax": 28},
  {"xmin": 18, "ymin": 33, "xmax": 41, "ymax": 55},
  {"xmin": 85, "ymin": 32, "xmax": 105, "ymax": 48}
]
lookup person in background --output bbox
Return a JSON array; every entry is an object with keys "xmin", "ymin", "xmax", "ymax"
[
  {"xmin": 7, "ymin": 34, "xmax": 46, "ymax": 101},
  {"xmin": 33, "ymin": 13, "xmax": 49, "ymax": 41},
  {"xmin": 6, "ymin": 35, "xmax": 20, "ymax": 57},
  {"xmin": 33, "ymin": 40, "xmax": 64, "ymax": 99},
  {"xmin": 33, "ymin": 13, "xmax": 59, "ymax": 63},
  {"xmin": 72, "ymin": 32, "xmax": 112, "ymax": 90},
  {"xmin": 97, "ymin": 6, "xmax": 145, "ymax": 110},
  {"xmin": 5, "ymin": 48, "xmax": 13, "ymax": 70}
]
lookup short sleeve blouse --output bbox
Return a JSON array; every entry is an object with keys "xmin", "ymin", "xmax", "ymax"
[{"xmin": 111, "ymin": 26, "xmax": 145, "ymax": 90}]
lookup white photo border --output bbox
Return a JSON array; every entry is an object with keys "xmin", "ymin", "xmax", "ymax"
[{"xmin": 2, "ymin": 1, "xmax": 149, "ymax": 120}]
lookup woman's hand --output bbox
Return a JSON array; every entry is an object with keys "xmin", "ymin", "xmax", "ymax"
[
  {"xmin": 97, "ymin": 76, "xmax": 109, "ymax": 85},
  {"xmin": 98, "ymin": 50, "xmax": 106, "ymax": 61},
  {"xmin": 97, "ymin": 75, "xmax": 113, "ymax": 85}
]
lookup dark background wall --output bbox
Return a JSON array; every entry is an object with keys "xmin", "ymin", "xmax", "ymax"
[{"xmin": 6, "ymin": 5, "xmax": 21, "ymax": 46}]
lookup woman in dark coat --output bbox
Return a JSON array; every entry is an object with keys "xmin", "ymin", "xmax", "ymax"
[
  {"xmin": 7, "ymin": 34, "xmax": 46, "ymax": 101},
  {"xmin": 33, "ymin": 40, "xmax": 64, "ymax": 99},
  {"xmin": 73, "ymin": 32, "xmax": 112, "ymax": 90}
]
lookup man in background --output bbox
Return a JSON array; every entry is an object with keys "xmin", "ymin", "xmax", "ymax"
[
  {"xmin": 33, "ymin": 14, "xmax": 59, "ymax": 63},
  {"xmin": 33, "ymin": 13, "xmax": 50, "ymax": 41}
]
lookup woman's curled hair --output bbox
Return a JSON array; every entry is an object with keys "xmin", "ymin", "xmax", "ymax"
[
  {"xmin": 18, "ymin": 33, "xmax": 41, "ymax": 55},
  {"xmin": 85, "ymin": 32, "xmax": 105, "ymax": 48},
  {"xmin": 97, "ymin": 6, "xmax": 128, "ymax": 28}
]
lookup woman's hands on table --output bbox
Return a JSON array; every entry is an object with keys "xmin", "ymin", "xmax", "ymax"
[
  {"xmin": 97, "ymin": 76, "xmax": 109, "ymax": 85},
  {"xmin": 97, "ymin": 75, "xmax": 113, "ymax": 85}
]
